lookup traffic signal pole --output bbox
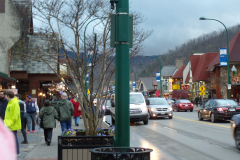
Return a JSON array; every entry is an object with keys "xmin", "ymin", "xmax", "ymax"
[{"xmin": 110, "ymin": 0, "xmax": 130, "ymax": 147}]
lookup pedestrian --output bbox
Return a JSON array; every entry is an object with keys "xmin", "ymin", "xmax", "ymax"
[
  {"xmin": 25, "ymin": 95, "xmax": 39, "ymax": 133},
  {"xmin": 213, "ymin": 94, "xmax": 217, "ymax": 99},
  {"xmin": 0, "ymin": 91, "xmax": 8, "ymax": 120},
  {"xmin": 70, "ymin": 96, "xmax": 82, "ymax": 126},
  {"xmin": 0, "ymin": 118, "xmax": 17, "ymax": 160},
  {"xmin": 4, "ymin": 91, "xmax": 21, "ymax": 156},
  {"xmin": 39, "ymin": 99, "xmax": 59, "ymax": 146},
  {"xmin": 15, "ymin": 94, "xmax": 28, "ymax": 144},
  {"xmin": 55, "ymin": 92, "xmax": 74, "ymax": 132},
  {"xmin": 195, "ymin": 96, "xmax": 199, "ymax": 107}
]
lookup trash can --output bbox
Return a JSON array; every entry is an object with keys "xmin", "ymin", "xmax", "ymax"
[{"xmin": 89, "ymin": 147, "xmax": 153, "ymax": 160}]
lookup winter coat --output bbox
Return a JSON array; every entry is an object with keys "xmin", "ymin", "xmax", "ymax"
[
  {"xmin": 55, "ymin": 99, "xmax": 74, "ymax": 121},
  {"xmin": 4, "ymin": 98, "xmax": 21, "ymax": 131},
  {"xmin": 39, "ymin": 105, "xmax": 59, "ymax": 129},
  {"xmin": 70, "ymin": 99, "xmax": 82, "ymax": 117}
]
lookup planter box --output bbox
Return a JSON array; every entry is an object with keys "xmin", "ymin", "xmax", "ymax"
[{"xmin": 58, "ymin": 129, "xmax": 114, "ymax": 160}]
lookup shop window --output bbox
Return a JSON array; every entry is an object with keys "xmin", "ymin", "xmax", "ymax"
[{"xmin": 0, "ymin": 0, "xmax": 5, "ymax": 13}]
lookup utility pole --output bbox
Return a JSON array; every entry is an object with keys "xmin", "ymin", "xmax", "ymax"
[{"xmin": 110, "ymin": 0, "xmax": 133, "ymax": 147}]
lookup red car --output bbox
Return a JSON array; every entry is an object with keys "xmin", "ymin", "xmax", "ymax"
[{"xmin": 172, "ymin": 99, "xmax": 193, "ymax": 112}]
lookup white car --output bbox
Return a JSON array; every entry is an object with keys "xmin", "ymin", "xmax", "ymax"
[{"xmin": 110, "ymin": 92, "xmax": 148, "ymax": 125}]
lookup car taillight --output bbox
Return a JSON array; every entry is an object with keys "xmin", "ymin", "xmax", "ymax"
[
  {"xmin": 179, "ymin": 104, "xmax": 182, "ymax": 107},
  {"xmin": 191, "ymin": 103, "xmax": 193, "ymax": 107},
  {"xmin": 217, "ymin": 108, "xmax": 228, "ymax": 111},
  {"xmin": 237, "ymin": 108, "xmax": 240, "ymax": 110}
]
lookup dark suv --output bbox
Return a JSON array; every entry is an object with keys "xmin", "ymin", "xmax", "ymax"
[{"xmin": 231, "ymin": 114, "xmax": 240, "ymax": 150}]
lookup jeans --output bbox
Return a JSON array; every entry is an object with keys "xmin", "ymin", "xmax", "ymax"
[
  {"xmin": 44, "ymin": 128, "xmax": 53, "ymax": 142},
  {"xmin": 60, "ymin": 119, "xmax": 72, "ymax": 132},
  {"xmin": 13, "ymin": 131, "xmax": 20, "ymax": 154},
  {"xmin": 27, "ymin": 112, "xmax": 36, "ymax": 131},
  {"xmin": 74, "ymin": 116, "xmax": 80, "ymax": 126},
  {"xmin": 21, "ymin": 117, "xmax": 27, "ymax": 141}
]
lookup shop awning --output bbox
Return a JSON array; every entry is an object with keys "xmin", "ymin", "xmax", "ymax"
[{"xmin": 0, "ymin": 72, "xmax": 16, "ymax": 82}]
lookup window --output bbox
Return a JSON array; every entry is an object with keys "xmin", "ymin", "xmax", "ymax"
[{"xmin": 0, "ymin": 0, "xmax": 5, "ymax": 13}]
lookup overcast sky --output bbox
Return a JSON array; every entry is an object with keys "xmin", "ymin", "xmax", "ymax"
[{"xmin": 131, "ymin": 0, "xmax": 240, "ymax": 55}]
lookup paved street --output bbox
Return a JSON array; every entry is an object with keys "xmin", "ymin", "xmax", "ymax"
[{"xmin": 16, "ymin": 106, "xmax": 240, "ymax": 160}]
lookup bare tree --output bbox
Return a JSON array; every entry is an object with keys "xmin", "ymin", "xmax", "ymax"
[{"xmin": 5, "ymin": 0, "xmax": 152, "ymax": 135}]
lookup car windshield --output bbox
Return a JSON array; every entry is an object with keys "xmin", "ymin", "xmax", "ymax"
[
  {"xmin": 130, "ymin": 94, "xmax": 144, "ymax": 104},
  {"xmin": 149, "ymin": 98, "xmax": 168, "ymax": 105},
  {"xmin": 167, "ymin": 100, "xmax": 174, "ymax": 103},
  {"xmin": 105, "ymin": 100, "xmax": 111, "ymax": 106},
  {"xmin": 216, "ymin": 100, "xmax": 238, "ymax": 106},
  {"xmin": 179, "ymin": 100, "xmax": 191, "ymax": 103}
]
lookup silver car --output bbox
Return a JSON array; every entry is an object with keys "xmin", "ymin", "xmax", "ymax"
[{"xmin": 146, "ymin": 98, "xmax": 173, "ymax": 119}]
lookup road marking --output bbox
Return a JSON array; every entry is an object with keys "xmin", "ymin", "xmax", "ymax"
[{"xmin": 174, "ymin": 117, "xmax": 231, "ymax": 128}]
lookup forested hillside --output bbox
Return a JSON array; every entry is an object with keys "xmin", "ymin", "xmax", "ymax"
[{"xmin": 136, "ymin": 24, "xmax": 240, "ymax": 78}]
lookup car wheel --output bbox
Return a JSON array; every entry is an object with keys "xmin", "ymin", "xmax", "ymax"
[
  {"xmin": 210, "ymin": 113, "xmax": 216, "ymax": 123},
  {"xmin": 190, "ymin": 109, "xmax": 193, "ymax": 112},
  {"xmin": 185, "ymin": 110, "xmax": 187, "ymax": 112},
  {"xmin": 235, "ymin": 128, "xmax": 240, "ymax": 150},
  {"xmin": 198, "ymin": 112, "xmax": 203, "ymax": 121},
  {"xmin": 143, "ymin": 119, "xmax": 148, "ymax": 125},
  {"xmin": 111, "ymin": 116, "xmax": 115, "ymax": 125}
]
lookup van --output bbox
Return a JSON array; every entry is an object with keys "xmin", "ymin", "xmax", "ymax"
[{"xmin": 110, "ymin": 92, "xmax": 148, "ymax": 125}]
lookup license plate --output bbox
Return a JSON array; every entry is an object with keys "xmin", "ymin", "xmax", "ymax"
[
  {"xmin": 159, "ymin": 112, "xmax": 165, "ymax": 115},
  {"xmin": 229, "ymin": 108, "xmax": 236, "ymax": 111}
]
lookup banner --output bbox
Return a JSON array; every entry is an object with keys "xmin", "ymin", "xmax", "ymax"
[
  {"xmin": 133, "ymin": 81, "xmax": 136, "ymax": 88},
  {"xmin": 220, "ymin": 48, "xmax": 227, "ymax": 66},
  {"xmin": 156, "ymin": 72, "xmax": 160, "ymax": 82},
  {"xmin": 173, "ymin": 84, "xmax": 180, "ymax": 90}
]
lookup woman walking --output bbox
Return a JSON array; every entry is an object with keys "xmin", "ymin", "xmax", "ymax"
[
  {"xmin": 39, "ymin": 100, "xmax": 59, "ymax": 146},
  {"xmin": 70, "ymin": 96, "xmax": 82, "ymax": 126}
]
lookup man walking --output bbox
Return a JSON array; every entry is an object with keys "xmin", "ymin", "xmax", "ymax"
[
  {"xmin": 15, "ymin": 94, "xmax": 28, "ymax": 144},
  {"xmin": 195, "ymin": 96, "xmax": 199, "ymax": 107},
  {"xmin": 0, "ymin": 91, "xmax": 8, "ymax": 120},
  {"xmin": 55, "ymin": 92, "xmax": 74, "ymax": 132},
  {"xmin": 25, "ymin": 95, "xmax": 39, "ymax": 133},
  {"xmin": 4, "ymin": 91, "xmax": 21, "ymax": 156}
]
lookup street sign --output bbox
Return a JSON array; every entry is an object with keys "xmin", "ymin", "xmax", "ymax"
[
  {"xmin": 228, "ymin": 84, "xmax": 231, "ymax": 90},
  {"xmin": 200, "ymin": 91, "xmax": 205, "ymax": 95},
  {"xmin": 133, "ymin": 81, "xmax": 136, "ymax": 88},
  {"xmin": 220, "ymin": 48, "xmax": 227, "ymax": 66},
  {"xmin": 156, "ymin": 72, "xmax": 160, "ymax": 82},
  {"xmin": 199, "ymin": 86, "xmax": 205, "ymax": 92}
]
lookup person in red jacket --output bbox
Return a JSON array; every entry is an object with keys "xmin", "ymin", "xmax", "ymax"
[{"xmin": 70, "ymin": 97, "xmax": 82, "ymax": 126}]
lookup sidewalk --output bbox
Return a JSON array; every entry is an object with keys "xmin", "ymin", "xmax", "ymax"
[{"xmin": 18, "ymin": 119, "xmax": 86, "ymax": 160}]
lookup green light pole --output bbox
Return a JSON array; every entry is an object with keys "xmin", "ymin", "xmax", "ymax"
[
  {"xmin": 199, "ymin": 17, "xmax": 230, "ymax": 99},
  {"xmin": 84, "ymin": 17, "xmax": 107, "ymax": 96},
  {"xmin": 146, "ymin": 56, "xmax": 162, "ymax": 97},
  {"xmin": 110, "ymin": 0, "xmax": 130, "ymax": 147}
]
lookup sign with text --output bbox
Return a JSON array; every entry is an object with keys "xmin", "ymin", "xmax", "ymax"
[
  {"xmin": 181, "ymin": 85, "xmax": 189, "ymax": 90},
  {"xmin": 133, "ymin": 81, "xmax": 136, "ymax": 88},
  {"xmin": 156, "ymin": 72, "xmax": 160, "ymax": 82},
  {"xmin": 173, "ymin": 84, "xmax": 180, "ymax": 90},
  {"xmin": 220, "ymin": 48, "xmax": 227, "ymax": 66},
  {"xmin": 169, "ymin": 79, "xmax": 173, "ymax": 91}
]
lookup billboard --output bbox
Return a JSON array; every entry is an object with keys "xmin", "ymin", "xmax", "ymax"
[{"xmin": 220, "ymin": 48, "xmax": 227, "ymax": 66}]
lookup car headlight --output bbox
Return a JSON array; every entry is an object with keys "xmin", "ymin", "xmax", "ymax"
[
  {"xmin": 142, "ymin": 107, "xmax": 147, "ymax": 112},
  {"xmin": 168, "ymin": 108, "xmax": 172, "ymax": 111},
  {"xmin": 151, "ymin": 108, "xmax": 156, "ymax": 111}
]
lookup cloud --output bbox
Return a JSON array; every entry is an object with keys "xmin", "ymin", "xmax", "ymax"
[{"xmin": 131, "ymin": 0, "xmax": 240, "ymax": 55}]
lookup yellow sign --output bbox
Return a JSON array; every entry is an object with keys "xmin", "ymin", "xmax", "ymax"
[
  {"xmin": 87, "ymin": 89, "xmax": 90, "ymax": 95},
  {"xmin": 169, "ymin": 79, "xmax": 173, "ymax": 91},
  {"xmin": 173, "ymin": 84, "xmax": 180, "ymax": 90},
  {"xmin": 200, "ymin": 92, "xmax": 205, "ymax": 95},
  {"xmin": 199, "ymin": 86, "xmax": 205, "ymax": 92}
]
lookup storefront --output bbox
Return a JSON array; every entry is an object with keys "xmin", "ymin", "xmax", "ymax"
[{"xmin": 0, "ymin": 72, "xmax": 16, "ymax": 90}]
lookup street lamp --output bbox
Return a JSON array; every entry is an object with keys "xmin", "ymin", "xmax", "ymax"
[
  {"xmin": 84, "ymin": 17, "xmax": 108, "ymax": 96},
  {"xmin": 146, "ymin": 56, "xmax": 162, "ymax": 97},
  {"xmin": 199, "ymin": 17, "xmax": 231, "ymax": 99}
]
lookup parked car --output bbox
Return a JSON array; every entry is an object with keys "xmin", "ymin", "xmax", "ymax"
[
  {"xmin": 230, "ymin": 114, "xmax": 240, "ymax": 150},
  {"xmin": 198, "ymin": 99, "xmax": 240, "ymax": 123},
  {"xmin": 102, "ymin": 100, "xmax": 111, "ymax": 114},
  {"xmin": 167, "ymin": 99, "xmax": 175, "ymax": 106},
  {"xmin": 172, "ymin": 99, "xmax": 193, "ymax": 112},
  {"xmin": 146, "ymin": 98, "xmax": 173, "ymax": 119},
  {"xmin": 110, "ymin": 92, "xmax": 148, "ymax": 125}
]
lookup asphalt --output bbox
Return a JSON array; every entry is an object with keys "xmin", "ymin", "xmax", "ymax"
[{"xmin": 16, "ymin": 106, "xmax": 201, "ymax": 160}]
